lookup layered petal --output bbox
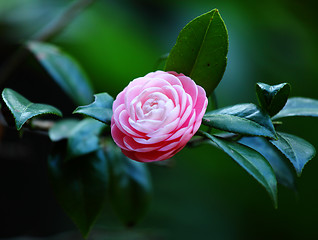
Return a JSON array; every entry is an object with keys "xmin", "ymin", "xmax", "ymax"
[{"xmin": 111, "ymin": 70, "xmax": 208, "ymax": 162}]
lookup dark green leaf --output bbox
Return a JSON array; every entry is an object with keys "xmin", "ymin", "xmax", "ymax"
[
  {"xmin": 165, "ymin": 9, "xmax": 228, "ymax": 96},
  {"xmin": 272, "ymin": 97, "xmax": 318, "ymax": 119},
  {"xmin": 27, "ymin": 41, "xmax": 94, "ymax": 105},
  {"xmin": 105, "ymin": 143, "xmax": 152, "ymax": 227},
  {"xmin": 49, "ymin": 119, "xmax": 80, "ymax": 142},
  {"xmin": 73, "ymin": 93, "xmax": 113, "ymax": 125},
  {"xmin": 256, "ymin": 82, "xmax": 290, "ymax": 116},
  {"xmin": 239, "ymin": 136, "xmax": 295, "ymax": 189},
  {"xmin": 203, "ymin": 103, "xmax": 277, "ymax": 139},
  {"xmin": 48, "ymin": 146, "xmax": 109, "ymax": 238},
  {"xmin": 154, "ymin": 53, "xmax": 169, "ymax": 70},
  {"xmin": 67, "ymin": 118, "xmax": 105, "ymax": 160},
  {"xmin": 203, "ymin": 132, "xmax": 278, "ymax": 207},
  {"xmin": 270, "ymin": 132, "xmax": 316, "ymax": 176},
  {"xmin": 1, "ymin": 88, "xmax": 62, "ymax": 131},
  {"xmin": 206, "ymin": 92, "xmax": 218, "ymax": 111}
]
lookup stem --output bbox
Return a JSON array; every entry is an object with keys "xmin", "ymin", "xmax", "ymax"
[
  {"xmin": 0, "ymin": 0, "xmax": 96, "ymax": 87},
  {"xmin": 187, "ymin": 130, "xmax": 241, "ymax": 148},
  {"xmin": 31, "ymin": 119, "xmax": 55, "ymax": 131},
  {"xmin": 33, "ymin": 0, "xmax": 96, "ymax": 42},
  {"xmin": 186, "ymin": 137, "xmax": 210, "ymax": 148}
]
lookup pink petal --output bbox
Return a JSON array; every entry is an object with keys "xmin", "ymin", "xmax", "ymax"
[
  {"xmin": 134, "ymin": 150, "xmax": 175, "ymax": 162},
  {"xmin": 157, "ymin": 141, "xmax": 179, "ymax": 151},
  {"xmin": 126, "ymin": 76, "xmax": 150, "ymax": 89},
  {"xmin": 121, "ymin": 149, "xmax": 138, "ymax": 161},
  {"xmin": 167, "ymin": 71, "xmax": 185, "ymax": 77},
  {"xmin": 142, "ymin": 78, "xmax": 171, "ymax": 90},
  {"xmin": 147, "ymin": 117, "xmax": 180, "ymax": 138},
  {"xmin": 111, "ymin": 124, "xmax": 128, "ymax": 150},
  {"xmin": 176, "ymin": 126, "xmax": 194, "ymax": 149},
  {"xmin": 113, "ymin": 104, "xmax": 130, "ymax": 135},
  {"xmin": 177, "ymin": 104, "xmax": 192, "ymax": 128},
  {"xmin": 123, "ymin": 136, "xmax": 161, "ymax": 152},
  {"xmin": 135, "ymin": 101, "xmax": 144, "ymax": 120},
  {"xmin": 125, "ymin": 85, "xmax": 143, "ymax": 121},
  {"xmin": 144, "ymin": 108, "xmax": 165, "ymax": 120},
  {"xmin": 161, "ymin": 104, "xmax": 180, "ymax": 125},
  {"xmin": 193, "ymin": 118, "xmax": 203, "ymax": 134},
  {"xmin": 154, "ymin": 73, "xmax": 183, "ymax": 86},
  {"xmin": 133, "ymin": 134, "xmax": 169, "ymax": 144},
  {"xmin": 129, "ymin": 118, "xmax": 161, "ymax": 133},
  {"xmin": 113, "ymin": 90, "xmax": 125, "ymax": 111},
  {"xmin": 144, "ymin": 70, "xmax": 166, "ymax": 78},
  {"xmin": 162, "ymin": 85, "xmax": 179, "ymax": 106},
  {"xmin": 194, "ymin": 85, "xmax": 208, "ymax": 120},
  {"xmin": 178, "ymin": 75, "xmax": 198, "ymax": 106},
  {"xmin": 166, "ymin": 126, "xmax": 188, "ymax": 141},
  {"xmin": 119, "ymin": 110, "xmax": 144, "ymax": 137},
  {"xmin": 174, "ymin": 85, "xmax": 187, "ymax": 115}
]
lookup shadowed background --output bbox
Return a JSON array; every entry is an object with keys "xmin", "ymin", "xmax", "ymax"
[{"xmin": 0, "ymin": 0, "xmax": 318, "ymax": 239}]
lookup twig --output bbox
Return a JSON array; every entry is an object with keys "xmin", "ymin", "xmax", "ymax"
[
  {"xmin": 33, "ymin": 0, "xmax": 96, "ymax": 42},
  {"xmin": 31, "ymin": 119, "xmax": 55, "ymax": 131},
  {"xmin": 0, "ymin": 0, "xmax": 96, "ymax": 87},
  {"xmin": 187, "ymin": 130, "xmax": 242, "ymax": 148}
]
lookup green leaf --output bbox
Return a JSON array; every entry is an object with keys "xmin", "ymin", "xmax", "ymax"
[
  {"xmin": 256, "ymin": 82, "xmax": 290, "ymax": 116},
  {"xmin": 1, "ymin": 88, "xmax": 62, "ymax": 131},
  {"xmin": 239, "ymin": 136, "xmax": 295, "ymax": 190},
  {"xmin": 67, "ymin": 119, "xmax": 106, "ymax": 160},
  {"xmin": 203, "ymin": 103, "xmax": 277, "ymax": 139},
  {"xmin": 105, "ymin": 143, "xmax": 152, "ymax": 227},
  {"xmin": 270, "ymin": 132, "xmax": 316, "ymax": 176},
  {"xmin": 272, "ymin": 97, "xmax": 318, "ymax": 119},
  {"xmin": 203, "ymin": 132, "xmax": 278, "ymax": 207},
  {"xmin": 27, "ymin": 41, "xmax": 94, "ymax": 105},
  {"xmin": 73, "ymin": 93, "xmax": 113, "ymax": 125},
  {"xmin": 165, "ymin": 9, "xmax": 228, "ymax": 96},
  {"xmin": 48, "ymin": 146, "xmax": 109, "ymax": 238},
  {"xmin": 49, "ymin": 119, "xmax": 80, "ymax": 142}
]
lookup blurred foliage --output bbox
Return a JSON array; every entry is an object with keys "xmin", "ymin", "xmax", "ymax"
[{"xmin": 1, "ymin": 0, "xmax": 318, "ymax": 240}]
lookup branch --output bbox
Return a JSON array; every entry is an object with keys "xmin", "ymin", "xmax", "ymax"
[
  {"xmin": 33, "ymin": 0, "xmax": 96, "ymax": 42},
  {"xmin": 0, "ymin": 0, "xmax": 96, "ymax": 87}
]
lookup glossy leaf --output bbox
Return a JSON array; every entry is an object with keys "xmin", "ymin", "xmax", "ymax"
[
  {"xmin": 73, "ymin": 93, "xmax": 113, "ymax": 125},
  {"xmin": 165, "ymin": 9, "xmax": 228, "ymax": 96},
  {"xmin": 256, "ymin": 82, "xmax": 290, "ymax": 116},
  {"xmin": 203, "ymin": 103, "xmax": 277, "ymax": 139},
  {"xmin": 27, "ymin": 41, "xmax": 94, "ymax": 105},
  {"xmin": 239, "ymin": 136, "xmax": 295, "ymax": 189},
  {"xmin": 270, "ymin": 132, "xmax": 316, "ymax": 176},
  {"xmin": 272, "ymin": 97, "xmax": 318, "ymax": 119},
  {"xmin": 105, "ymin": 144, "xmax": 152, "ymax": 227},
  {"xmin": 48, "ymin": 146, "xmax": 109, "ymax": 238},
  {"xmin": 67, "ymin": 118, "xmax": 105, "ymax": 160},
  {"xmin": 49, "ymin": 119, "xmax": 80, "ymax": 142},
  {"xmin": 204, "ymin": 132, "xmax": 278, "ymax": 207},
  {"xmin": 2, "ymin": 88, "xmax": 62, "ymax": 131}
]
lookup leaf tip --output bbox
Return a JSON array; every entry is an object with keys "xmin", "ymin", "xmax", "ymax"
[
  {"xmin": 271, "ymin": 187, "xmax": 278, "ymax": 209},
  {"xmin": 72, "ymin": 107, "xmax": 80, "ymax": 115}
]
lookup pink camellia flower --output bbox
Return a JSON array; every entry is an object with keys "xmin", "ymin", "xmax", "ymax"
[{"xmin": 111, "ymin": 70, "xmax": 208, "ymax": 162}]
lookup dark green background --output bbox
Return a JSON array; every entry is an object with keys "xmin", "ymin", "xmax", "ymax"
[{"xmin": 1, "ymin": 0, "xmax": 318, "ymax": 239}]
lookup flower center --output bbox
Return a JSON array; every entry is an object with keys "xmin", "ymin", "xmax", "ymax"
[{"xmin": 143, "ymin": 98, "xmax": 159, "ymax": 114}]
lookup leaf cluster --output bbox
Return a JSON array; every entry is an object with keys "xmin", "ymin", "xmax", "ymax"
[
  {"xmin": 199, "ymin": 83, "xmax": 318, "ymax": 207},
  {"xmin": 0, "ymin": 42, "xmax": 152, "ymax": 238},
  {"xmin": 1, "ymin": 8, "xmax": 318, "ymax": 239}
]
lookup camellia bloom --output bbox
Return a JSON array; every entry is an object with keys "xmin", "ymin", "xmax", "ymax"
[{"xmin": 111, "ymin": 71, "xmax": 208, "ymax": 162}]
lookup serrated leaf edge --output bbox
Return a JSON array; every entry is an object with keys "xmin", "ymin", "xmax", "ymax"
[
  {"xmin": 2, "ymin": 88, "xmax": 62, "ymax": 130},
  {"xmin": 202, "ymin": 114, "xmax": 277, "ymax": 139},
  {"xmin": 270, "ymin": 132, "xmax": 316, "ymax": 177}
]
